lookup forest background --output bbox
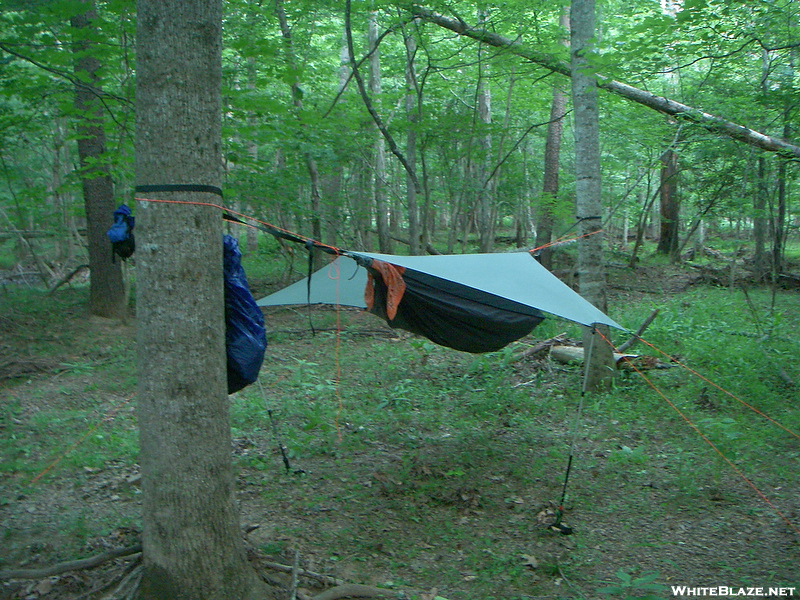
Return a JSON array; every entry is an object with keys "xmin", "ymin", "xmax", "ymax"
[
  {"xmin": 1, "ymin": 0, "xmax": 798, "ymax": 285},
  {"xmin": 1, "ymin": 0, "xmax": 800, "ymax": 599}
]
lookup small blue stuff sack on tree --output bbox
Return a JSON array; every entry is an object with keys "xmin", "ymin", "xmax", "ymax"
[
  {"xmin": 223, "ymin": 234, "xmax": 267, "ymax": 394},
  {"xmin": 106, "ymin": 204, "xmax": 135, "ymax": 261}
]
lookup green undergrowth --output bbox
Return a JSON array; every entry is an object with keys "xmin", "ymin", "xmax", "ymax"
[{"xmin": 1, "ymin": 275, "xmax": 799, "ymax": 595}]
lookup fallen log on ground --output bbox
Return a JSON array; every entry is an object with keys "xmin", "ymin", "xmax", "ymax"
[{"xmin": 549, "ymin": 345, "xmax": 671, "ymax": 370}]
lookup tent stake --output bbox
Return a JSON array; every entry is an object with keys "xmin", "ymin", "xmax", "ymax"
[
  {"xmin": 552, "ymin": 326, "xmax": 596, "ymax": 534},
  {"xmin": 257, "ymin": 379, "xmax": 299, "ymax": 475}
]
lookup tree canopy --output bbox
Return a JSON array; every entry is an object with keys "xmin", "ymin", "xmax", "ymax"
[{"xmin": 1, "ymin": 0, "xmax": 797, "ymax": 272}]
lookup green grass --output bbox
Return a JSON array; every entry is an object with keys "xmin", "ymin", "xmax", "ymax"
[{"xmin": 1, "ymin": 265, "xmax": 799, "ymax": 594}]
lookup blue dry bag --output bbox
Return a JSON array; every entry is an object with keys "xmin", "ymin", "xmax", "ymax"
[
  {"xmin": 107, "ymin": 204, "xmax": 135, "ymax": 261},
  {"xmin": 223, "ymin": 235, "xmax": 267, "ymax": 394}
]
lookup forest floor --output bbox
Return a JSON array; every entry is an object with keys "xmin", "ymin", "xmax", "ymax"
[{"xmin": 1, "ymin": 257, "xmax": 799, "ymax": 600}]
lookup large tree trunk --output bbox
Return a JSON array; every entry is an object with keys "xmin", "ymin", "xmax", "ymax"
[
  {"xmin": 571, "ymin": 0, "xmax": 615, "ymax": 390},
  {"xmin": 70, "ymin": 2, "xmax": 126, "ymax": 319},
  {"xmin": 134, "ymin": 1, "xmax": 271, "ymax": 598},
  {"xmin": 534, "ymin": 6, "xmax": 569, "ymax": 269}
]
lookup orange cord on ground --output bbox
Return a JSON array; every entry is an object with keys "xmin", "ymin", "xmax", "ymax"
[{"xmin": 595, "ymin": 329, "xmax": 800, "ymax": 537}]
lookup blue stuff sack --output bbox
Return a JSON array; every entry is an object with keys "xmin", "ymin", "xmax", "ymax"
[
  {"xmin": 223, "ymin": 234, "xmax": 267, "ymax": 394},
  {"xmin": 107, "ymin": 204, "xmax": 135, "ymax": 261}
]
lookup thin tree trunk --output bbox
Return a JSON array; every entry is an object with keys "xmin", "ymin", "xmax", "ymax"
[
  {"xmin": 774, "ymin": 143, "xmax": 787, "ymax": 274},
  {"xmin": 571, "ymin": 0, "xmax": 615, "ymax": 390},
  {"xmin": 134, "ymin": 1, "xmax": 270, "ymax": 598},
  {"xmin": 345, "ymin": 0, "xmax": 420, "ymax": 194},
  {"xmin": 403, "ymin": 27, "xmax": 420, "ymax": 255},
  {"xmin": 369, "ymin": 11, "xmax": 392, "ymax": 253},
  {"xmin": 535, "ymin": 6, "xmax": 569, "ymax": 269},
  {"xmin": 275, "ymin": 0, "xmax": 323, "ymax": 268},
  {"xmin": 656, "ymin": 148, "xmax": 680, "ymax": 259},
  {"xmin": 71, "ymin": 3, "xmax": 126, "ymax": 319},
  {"xmin": 754, "ymin": 155, "xmax": 768, "ymax": 274},
  {"xmin": 773, "ymin": 53, "xmax": 793, "ymax": 274},
  {"xmin": 476, "ymin": 8, "xmax": 493, "ymax": 253},
  {"xmin": 753, "ymin": 48, "xmax": 770, "ymax": 275}
]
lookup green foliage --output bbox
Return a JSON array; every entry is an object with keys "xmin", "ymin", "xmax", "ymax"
[
  {"xmin": 2, "ymin": 272, "xmax": 800, "ymax": 591},
  {"xmin": 2, "ymin": 0, "xmax": 798, "ymax": 269},
  {"xmin": 598, "ymin": 569, "xmax": 667, "ymax": 600}
]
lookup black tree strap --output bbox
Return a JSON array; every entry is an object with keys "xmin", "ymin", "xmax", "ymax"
[{"xmin": 135, "ymin": 184, "xmax": 224, "ymax": 197}]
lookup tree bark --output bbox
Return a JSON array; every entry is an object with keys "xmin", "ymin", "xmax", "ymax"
[
  {"xmin": 134, "ymin": 1, "xmax": 270, "ymax": 598},
  {"xmin": 369, "ymin": 11, "xmax": 392, "ymax": 253},
  {"xmin": 773, "ymin": 54, "xmax": 793, "ymax": 274},
  {"xmin": 656, "ymin": 148, "xmax": 680, "ymax": 259},
  {"xmin": 476, "ymin": 8, "xmax": 493, "ymax": 253},
  {"xmin": 403, "ymin": 27, "xmax": 420, "ymax": 255},
  {"xmin": 410, "ymin": 5, "xmax": 800, "ymax": 160},
  {"xmin": 345, "ymin": 0, "xmax": 421, "ymax": 195},
  {"xmin": 275, "ymin": 0, "xmax": 324, "ymax": 268},
  {"xmin": 754, "ymin": 155, "xmax": 768, "ymax": 274},
  {"xmin": 70, "ymin": 2, "xmax": 127, "ymax": 319},
  {"xmin": 571, "ymin": 0, "xmax": 615, "ymax": 390},
  {"xmin": 534, "ymin": 6, "xmax": 569, "ymax": 269}
]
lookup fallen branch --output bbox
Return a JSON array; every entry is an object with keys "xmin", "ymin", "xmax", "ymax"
[
  {"xmin": 0, "ymin": 544, "xmax": 142, "ymax": 581},
  {"xmin": 409, "ymin": 5, "xmax": 800, "ymax": 160},
  {"xmin": 388, "ymin": 234, "xmax": 441, "ymax": 255},
  {"xmin": 549, "ymin": 345, "xmax": 674, "ymax": 370},
  {"xmin": 616, "ymin": 309, "xmax": 659, "ymax": 353},
  {"xmin": 512, "ymin": 333, "xmax": 567, "ymax": 362},
  {"xmin": 47, "ymin": 263, "xmax": 90, "ymax": 296},
  {"xmin": 311, "ymin": 584, "xmax": 400, "ymax": 600},
  {"xmin": 262, "ymin": 560, "xmax": 344, "ymax": 587},
  {"xmin": 290, "ymin": 549, "xmax": 301, "ymax": 600},
  {"xmin": 261, "ymin": 561, "xmax": 405, "ymax": 600}
]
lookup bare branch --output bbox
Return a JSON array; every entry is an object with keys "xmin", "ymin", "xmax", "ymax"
[{"xmin": 345, "ymin": 0, "xmax": 422, "ymax": 193}]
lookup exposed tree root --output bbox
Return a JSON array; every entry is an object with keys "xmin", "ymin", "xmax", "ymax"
[
  {"xmin": 101, "ymin": 563, "xmax": 143, "ymax": 600},
  {"xmin": 0, "ymin": 544, "xmax": 142, "ymax": 581},
  {"xmin": 259, "ymin": 559, "xmax": 407, "ymax": 599},
  {"xmin": 310, "ymin": 583, "xmax": 400, "ymax": 600},
  {"xmin": 1, "ymin": 542, "xmax": 407, "ymax": 599}
]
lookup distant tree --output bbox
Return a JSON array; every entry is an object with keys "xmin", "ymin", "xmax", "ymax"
[
  {"xmin": 70, "ymin": 1, "xmax": 127, "ymax": 318},
  {"xmin": 134, "ymin": 0, "xmax": 273, "ymax": 597},
  {"xmin": 369, "ymin": 9, "xmax": 392, "ymax": 253},
  {"xmin": 656, "ymin": 148, "xmax": 679, "ymax": 259},
  {"xmin": 535, "ymin": 6, "xmax": 569, "ymax": 269}
]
